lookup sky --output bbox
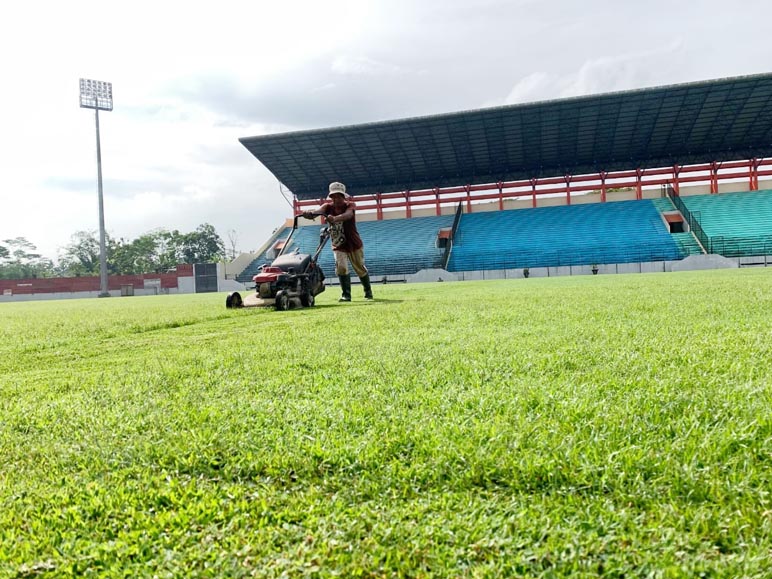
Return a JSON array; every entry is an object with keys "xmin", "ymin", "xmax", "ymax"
[{"xmin": 2, "ymin": 0, "xmax": 771, "ymax": 261}]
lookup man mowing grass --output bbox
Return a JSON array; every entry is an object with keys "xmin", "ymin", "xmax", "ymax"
[{"xmin": 303, "ymin": 181, "xmax": 374, "ymax": 302}]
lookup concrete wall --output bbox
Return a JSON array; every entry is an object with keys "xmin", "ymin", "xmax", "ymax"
[
  {"xmin": 0, "ymin": 287, "xmax": 190, "ymax": 302},
  {"xmin": 739, "ymin": 255, "xmax": 770, "ymax": 266},
  {"xmin": 549, "ymin": 266, "xmax": 572, "ymax": 277},
  {"xmin": 225, "ymin": 253, "xmax": 259, "ymax": 279},
  {"xmin": 683, "ymin": 184, "xmax": 712, "ymax": 196},
  {"xmin": 670, "ymin": 254, "xmax": 739, "ymax": 271},
  {"xmin": 418, "ymin": 254, "xmax": 768, "ymax": 284},
  {"xmin": 177, "ymin": 276, "xmax": 195, "ymax": 294},
  {"xmin": 572, "ymin": 194, "xmax": 602, "ymax": 205},
  {"xmin": 504, "ymin": 198, "xmax": 535, "ymax": 211},
  {"xmin": 641, "ymin": 261, "xmax": 667, "ymax": 274},
  {"xmin": 0, "ymin": 273, "xmax": 228, "ymax": 302},
  {"xmin": 219, "ymin": 279, "xmax": 247, "ymax": 292},
  {"xmin": 405, "ymin": 268, "xmax": 459, "ymax": 283}
]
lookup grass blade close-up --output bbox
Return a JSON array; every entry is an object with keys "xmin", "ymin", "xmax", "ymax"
[{"xmin": 1, "ymin": 268, "xmax": 772, "ymax": 577}]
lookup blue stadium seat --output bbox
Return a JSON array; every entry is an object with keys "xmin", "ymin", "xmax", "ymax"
[{"xmin": 447, "ymin": 200, "xmax": 680, "ymax": 271}]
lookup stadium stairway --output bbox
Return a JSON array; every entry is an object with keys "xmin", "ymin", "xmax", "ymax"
[
  {"xmin": 651, "ymin": 196, "xmax": 704, "ymax": 257},
  {"xmin": 651, "ymin": 197, "xmax": 677, "ymax": 212},
  {"xmin": 680, "ymin": 190, "xmax": 772, "ymax": 257},
  {"xmin": 672, "ymin": 233, "xmax": 704, "ymax": 257},
  {"xmin": 447, "ymin": 200, "xmax": 681, "ymax": 271},
  {"xmin": 236, "ymin": 226, "xmax": 290, "ymax": 283}
]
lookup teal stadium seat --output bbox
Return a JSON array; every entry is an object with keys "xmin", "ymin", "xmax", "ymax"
[{"xmin": 681, "ymin": 190, "xmax": 772, "ymax": 256}]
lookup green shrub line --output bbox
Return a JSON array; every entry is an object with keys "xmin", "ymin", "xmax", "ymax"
[{"xmin": 1, "ymin": 269, "xmax": 772, "ymax": 577}]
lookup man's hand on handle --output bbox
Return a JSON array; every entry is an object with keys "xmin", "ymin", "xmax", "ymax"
[{"xmin": 300, "ymin": 211, "xmax": 335, "ymax": 224}]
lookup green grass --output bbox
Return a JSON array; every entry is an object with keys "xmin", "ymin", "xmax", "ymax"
[{"xmin": 2, "ymin": 269, "xmax": 772, "ymax": 577}]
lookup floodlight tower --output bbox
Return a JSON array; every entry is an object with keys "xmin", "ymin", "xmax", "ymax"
[{"xmin": 79, "ymin": 78, "xmax": 113, "ymax": 297}]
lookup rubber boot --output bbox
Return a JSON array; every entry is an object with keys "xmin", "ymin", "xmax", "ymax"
[
  {"xmin": 338, "ymin": 274, "xmax": 351, "ymax": 302},
  {"xmin": 360, "ymin": 274, "xmax": 373, "ymax": 300}
]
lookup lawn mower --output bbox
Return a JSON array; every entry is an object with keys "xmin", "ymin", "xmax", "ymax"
[{"xmin": 226, "ymin": 215, "xmax": 329, "ymax": 311}]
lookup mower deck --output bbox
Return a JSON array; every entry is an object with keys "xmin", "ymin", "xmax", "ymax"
[{"xmin": 243, "ymin": 293, "xmax": 275, "ymax": 308}]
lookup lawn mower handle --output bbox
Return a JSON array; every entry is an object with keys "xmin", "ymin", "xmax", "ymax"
[{"xmin": 276, "ymin": 213, "xmax": 328, "ymax": 259}]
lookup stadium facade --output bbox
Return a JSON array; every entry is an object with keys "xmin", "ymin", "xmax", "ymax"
[{"xmin": 238, "ymin": 74, "xmax": 772, "ymax": 282}]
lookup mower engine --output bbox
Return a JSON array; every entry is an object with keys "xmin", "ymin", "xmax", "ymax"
[
  {"xmin": 253, "ymin": 251, "xmax": 325, "ymax": 310},
  {"xmin": 226, "ymin": 219, "xmax": 329, "ymax": 311}
]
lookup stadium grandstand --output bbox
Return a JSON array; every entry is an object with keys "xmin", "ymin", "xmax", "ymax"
[{"xmin": 236, "ymin": 73, "xmax": 772, "ymax": 283}]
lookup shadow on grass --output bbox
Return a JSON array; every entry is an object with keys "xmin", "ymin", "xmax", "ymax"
[
  {"xmin": 226, "ymin": 299, "xmax": 404, "ymax": 315},
  {"xmin": 306, "ymin": 298, "xmax": 405, "ymax": 309}
]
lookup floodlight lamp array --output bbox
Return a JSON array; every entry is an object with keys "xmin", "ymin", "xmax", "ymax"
[{"xmin": 79, "ymin": 78, "xmax": 113, "ymax": 111}]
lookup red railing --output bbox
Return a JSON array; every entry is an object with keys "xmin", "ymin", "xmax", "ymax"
[{"xmin": 294, "ymin": 158, "xmax": 772, "ymax": 217}]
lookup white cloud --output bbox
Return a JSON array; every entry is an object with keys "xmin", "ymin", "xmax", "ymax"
[
  {"xmin": 502, "ymin": 72, "xmax": 557, "ymax": 106},
  {"xmin": 503, "ymin": 41, "xmax": 687, "ymax": 106},
  {"xmin": 331, "ymin": 55, "xmax": 408, "ymax": 76}
]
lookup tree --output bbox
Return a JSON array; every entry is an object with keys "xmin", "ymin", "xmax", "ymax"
[
  {"xmin": 109, "ymin": 233, "xmax": 162, "ymax": 275},
  {"xmin": 177, "ymin": 223, "xmax": 225, "ymax": 264},
  {"xmin": 226, "ymin": 229, "xmax": 239, "ymax": 261},
  {"xmin": 58, "ymin": 223, "xmax": 227, "ymax": 277},
  {"xmin": 58, "ymin": 231, "xmax": 101, "ymax": 276},
  {"xmin": 156, "ymin": 229, "xmax": 186, "ymax": 271},
  {"xmin": 0, "ymin": 237, "xmax": 54, "ymax": 279}
]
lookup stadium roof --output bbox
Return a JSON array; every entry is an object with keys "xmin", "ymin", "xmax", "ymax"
[{"xmin": 240, "ymin": 73, "xmax": 772, "ymax": 199}]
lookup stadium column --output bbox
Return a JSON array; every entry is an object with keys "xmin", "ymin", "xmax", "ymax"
[
  {"xmin": 710, "ymin": 162, "xmax": 719, "ymax": 194},
  {"xmin": 434, "ymin": 188, "xmax": 441, "ymax": 216},
  {"xmin": 530, "ymin": 179, "xmax": 538, "ymax": 208},
  {"xmin": 376, "ymin": 193, "xmax": 383, "ymax": 220},
  {"xmin": 404, "ymin": 190, "xmax": 412, "ymax": 218},
  {"xmin": 672, "ymin": 165, "xmax": 681, "ymax": 196},
  {"xmin": 465, "ymin": 185, "xmax": 472, "ymax": 213},
  {"xmin": 564, "ymin": 175, "xmax": 572, "ymax": 205},
  {"xmin": 635, "ymin": 169, "xmax": 643, "ymax": 200},
  {"xmin": 600, "ymin": 172, "xmax": 607, "ymax": 203},
  {"xmin": 497, "ymin": 182, "xmax": 504, "ymax": 211},
  {"xmin": 750, "ymin": 158, "xmax": 759, "ymax": 191}
]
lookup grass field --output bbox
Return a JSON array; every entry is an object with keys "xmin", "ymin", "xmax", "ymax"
[{"xmin": 2, "ymin": 268, "xmax": 772, "ymax": 577}]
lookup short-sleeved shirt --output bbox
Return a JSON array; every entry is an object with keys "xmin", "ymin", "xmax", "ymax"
[{"xmin": 321, "ymin": 200, "xmax": 363, "ymax": 253}]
